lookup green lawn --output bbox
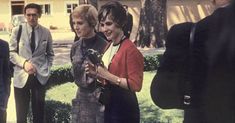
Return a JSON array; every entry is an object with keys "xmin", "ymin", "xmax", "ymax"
[
  {"xmin": 0, "ymin": 31, "xmax": 9, "ymax": 35},
  {"xmin": 45, "ymin": 71, "xmax": 184, "ymax": 123}
]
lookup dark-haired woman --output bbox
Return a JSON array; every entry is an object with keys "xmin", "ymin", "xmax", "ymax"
[{"xmin": 85, "ymin": 1, "xmax": 144, "ymax": 123}]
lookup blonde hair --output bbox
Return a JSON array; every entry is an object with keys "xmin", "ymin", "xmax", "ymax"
[{"xmin": 72, "ymin": 4, "xmax": 98, "ymax": 27}]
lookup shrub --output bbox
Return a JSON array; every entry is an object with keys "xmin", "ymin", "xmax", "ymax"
[
  {"xmin": 46, "ymin": 64, "xmax": 74, "ymax": 90},
  {"xmin": 49, "ymin": 25, "xmax": 58, "ymax": 30},
  {"xmin": 144, "ymin": 54, "xmax": 163, "ymax": 71},
  {"xmin": 46, "ymin": 54, "xmax": 163, "ymax": 89},
  {"xmin": 45, "ymin": 100, "xmax": 71, "ymax": 123},
  {"xmin": 27, "ymin": 100, "xmax": 71, "ymax": 123}
]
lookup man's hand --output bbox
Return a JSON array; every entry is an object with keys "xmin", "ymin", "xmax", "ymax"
[{"xmin": 23, "ymin": 61, "xmax": 36, "ymax": 75}]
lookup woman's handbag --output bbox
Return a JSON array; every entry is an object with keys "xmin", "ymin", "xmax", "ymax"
[
  {"xmin": 86, "ymin": 49, "xmax": 111, "ymax": 105},
  {"xmin": 150, "ymin": 22, "xmax": 196, "ymax": 109},
  {"xmin": 98, "ymin": 84, "xmax": 111, "ymax": 105}
]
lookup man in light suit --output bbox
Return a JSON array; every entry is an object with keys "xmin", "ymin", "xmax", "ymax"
[
  {"xmin": 9, "ymin": 3, "xmax": 54, "ymax": 123},
  {"xmin": 0, "ymin": 39, "xmax": 10, "ymax": 123}
]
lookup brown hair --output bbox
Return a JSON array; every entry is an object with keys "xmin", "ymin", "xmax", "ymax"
[
  {"xmin": 98, "ymin": 1, "xmax": 127, "ymax": 28},
  {"xmin": 24, "ymin": 3, "xmax": 42, "ymax": 17}
]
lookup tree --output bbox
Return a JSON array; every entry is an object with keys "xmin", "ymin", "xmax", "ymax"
[
  {"xmin": 78, "ymin": 0, "xmax": 98, "ymax": 9},
  {"xmin": 136, "ymin": 0, "xmax": 167, "ymax": 48}
]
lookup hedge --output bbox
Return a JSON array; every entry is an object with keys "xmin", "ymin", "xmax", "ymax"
[
  {"xmin": 41, "ymin": 54, "xmax": 163, "ymax": 122},
  {"xmin": 46, "ymin": 54, "xmax": 163, "ymax": 89},
  {"xmin": 27, "ymin": 100, "xmax": 71, "ymax": 123}
]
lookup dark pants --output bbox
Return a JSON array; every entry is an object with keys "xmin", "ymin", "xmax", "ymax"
[
  {"xmin": 184, "ymin": 108, "xmax": 206, "ymax": 123},
  {"xmin": 0, "ymin": 109, "xmax": 6, "ymax": 123},
  {"xmin": 14, "ymin": 75, "xmax": 45, "ymax": 123}
]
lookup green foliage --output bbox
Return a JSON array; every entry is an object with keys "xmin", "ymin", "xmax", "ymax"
[
  {"xmin": 27, "ymin": 100, "xmax": 71, "ymax": 123},
  {"xmin": 144, "ymin": 54, "xmax": 163, "ymax": 71},
  {"xmin": 44, "ymin": 100, "xmax": 71, "ymax": 123},
  {"xmin": 46, "ymin": 83, "xmax": 76, "ymax": 104},
  {"xmin": 46, "ymin": 54, "xmax": 163, "ymax": 90},
  {"xmin": 45, "ymin": 72, "xmax": 184, "ymax": 123},
  {"xmin": 46, "ymin": 63, "xmax": 74, "ymax": 90},
  {"xmin": 137, "ymin": 72, "xmax": 184, "ymax": 123}
]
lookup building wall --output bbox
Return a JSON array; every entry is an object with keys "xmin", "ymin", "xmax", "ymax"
[
  {"xmin": 25, "ymin": 0, "xmax": 78, "ymax": 30},
  {"xmin": 99, "ymin": 0, "xmax": 215, "ymax": 40},
  {"xmin": 0, "ymin": 0, "xmax": 12, "ymax": 30},
  {"xmin": 0, "ymin": 0, "xmax": 215, "ymax": 36},
  {"xmin": 167, "ymin": 0, "xmax": 214, "ymax": 28}
]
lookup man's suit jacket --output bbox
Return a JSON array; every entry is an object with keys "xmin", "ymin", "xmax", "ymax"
[
  {"xmin": 184, "ymin": 4, "xmax": 235, "ymax": 123},
  {"xmin": 0, "ymin": 39, "xmax": 10, "ymax": 110},
  {"xmin": 9, "ymin": 23, "xmax": 54, "ymax": 88}
]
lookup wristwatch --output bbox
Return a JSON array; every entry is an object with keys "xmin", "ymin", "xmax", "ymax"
[{"xmin": 116, "ymin": 78, "xmax": 121, "ymax": 86}]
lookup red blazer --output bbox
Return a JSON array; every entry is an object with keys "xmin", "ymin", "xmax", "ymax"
[{"xmin": 108, "ymin": 39, "xmax": 144, "ymax": 92}]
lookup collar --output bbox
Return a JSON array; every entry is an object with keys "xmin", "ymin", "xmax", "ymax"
[{"xmin": 26, "ymin": 23, "xmax": 39, "ymax": 32}]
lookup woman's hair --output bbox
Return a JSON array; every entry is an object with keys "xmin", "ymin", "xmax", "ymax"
[
  {"xmin": 98, "ymin": 1, "xmax": 127, "ymax": 28},
  {"xmin": 72, "ymin": 4, "xmax": 98, "ymax": 28}
]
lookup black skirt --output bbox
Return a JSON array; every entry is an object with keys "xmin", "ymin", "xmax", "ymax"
[{"xmin": 104, "ymin": 85, "xmax": 140, "ymax": 123}]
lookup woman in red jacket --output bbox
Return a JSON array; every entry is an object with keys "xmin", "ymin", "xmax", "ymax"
[{"xmin": 85, "ymin": 1, "xmax": 144, "ymax": 123}]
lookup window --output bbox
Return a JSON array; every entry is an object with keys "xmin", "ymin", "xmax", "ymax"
[
  {"xmin": 66, "ymin": 3, "xmax": 78, "ymax": 14},
  {"xmin": 40, "ymin": 4, "xmax": 51, "ymax": 15}
]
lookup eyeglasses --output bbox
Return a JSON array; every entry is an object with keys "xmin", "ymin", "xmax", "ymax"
[{"xmin": 26, "ymin": 14, "xmax": 38, "ymax": 17}]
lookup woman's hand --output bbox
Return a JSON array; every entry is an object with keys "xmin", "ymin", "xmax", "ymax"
[
  {"xmin": 85, "ymin": 60, "xmax": 109, "ymax": 79},
  {"xmin": 85, "ymin": 60, "xmax": 97, "ymax": 78}
]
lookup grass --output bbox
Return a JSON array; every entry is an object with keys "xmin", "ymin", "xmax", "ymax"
[
  {"xmin": 46, "ymin": 82, "xmax": 77, "ymax": 104},
  {"xmin": 45, "ymin": 71, "xmax": 184, "ymax": 123},
  {"xmin": 0, "ymin": 30, "xmax": 9, "ymax": 35}
]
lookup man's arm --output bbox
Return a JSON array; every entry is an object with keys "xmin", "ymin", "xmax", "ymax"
[
  {"xmin": 9, "ymin": 26, "xmax": 27, "ymax": 68},
  {"xmin": 0, "ymin": 40, "xmax": 10, "ymax": 110},
  {"xmin": 46, "ymin": 30, "xmax": 54, "ymax": 67}
]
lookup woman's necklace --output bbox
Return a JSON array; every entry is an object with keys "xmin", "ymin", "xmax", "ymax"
[
  {"xmin": 102, "ymin": 35, "xmax": 126, "ymax": 68},
  {"xmin": 113, "ymin": 35, "xmax": 126, "ymax": 46}
]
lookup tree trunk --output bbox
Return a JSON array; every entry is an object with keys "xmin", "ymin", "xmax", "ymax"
[
  {"xmin": 136, "ymin": 0, "xmax": 167, "ymax": 48},
  {"xmin": 78, "ymin": 0, "xmax": 98, "ymax": 9}
]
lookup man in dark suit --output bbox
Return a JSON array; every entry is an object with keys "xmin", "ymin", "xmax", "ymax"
[
  {"xmin": 0, "ymin": 39, "xmax": 10, "ymax": 123},
  {"xmin": 184, "ymin": 1, "xmax": 235, "ymax": 123}
]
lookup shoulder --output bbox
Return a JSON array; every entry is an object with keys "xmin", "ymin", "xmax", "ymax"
[
  {"xmin": 169, "ymin": 22, "xmax": 193, "ymax": 33},
  {"xmin": 121, "ymin": 39, "xmax": 142, "ymax": 55},
  {"xmin": 38, "ymin": 24, "xmax": 50, "ymax": 33},
  {"xmin": 166, "ymin": 22, "xmax": 193, "ymax": 47},
  {"xmin": 121, "ymin": 39, "xmax": 136, "ymax": 48},
  {"xmin": 96, "ymin": 33, "xmax": 108, "ymax": 45},
  {"xmin": 0, "ymin": 39, "xmax": 8, "ymax": 48},
  {"xmin": 71, "ymin": 40, "xmax": 81, "ymax": 50},
  {"xmin": 0, "ymin": 39, "xmax": 9, "ymax": 57},
  {"xmin": 12, "ymin": 24, "xmax": 24, "ymax": 34}
]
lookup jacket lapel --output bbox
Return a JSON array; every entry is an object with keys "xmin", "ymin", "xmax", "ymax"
[{"xmin": 34, "ymin": 25, "xmax": 43, "ymax": 53}]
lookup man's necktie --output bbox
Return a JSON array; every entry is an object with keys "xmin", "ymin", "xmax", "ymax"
[{"xmin": 31, "ymin": 27, "xmax": 35, "ymax": 53}]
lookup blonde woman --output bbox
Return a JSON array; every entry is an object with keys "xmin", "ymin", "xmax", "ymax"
[{"xmin": 70, "ymin": 4, "xmax": 107, "ymax": 123}]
